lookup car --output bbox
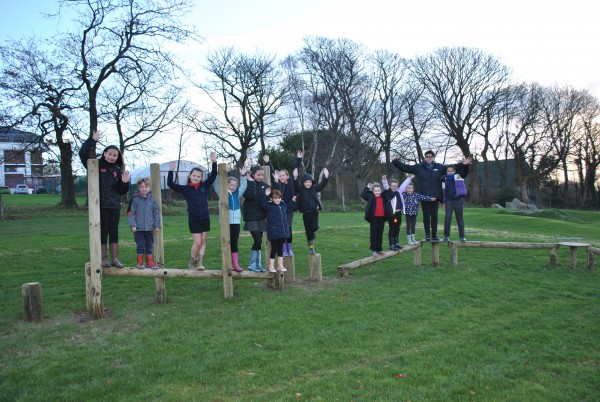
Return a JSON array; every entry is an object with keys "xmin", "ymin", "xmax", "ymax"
[
  {"xmin": 34, "ymin": 186, "xmax": 48, "ymax": 194},
  {"xmin": 15, "ymin": 184, "xmax": 30, "ymax": 194}
]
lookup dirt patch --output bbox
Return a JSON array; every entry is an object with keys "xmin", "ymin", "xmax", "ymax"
[{"xmin": 73, "ymin": 307, "xmax": 113, "ymax": 324}]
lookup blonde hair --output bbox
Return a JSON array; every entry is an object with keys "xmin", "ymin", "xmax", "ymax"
[{"xmin": 137, "ymin": 177, "xmax": 151, "ymax": 187}]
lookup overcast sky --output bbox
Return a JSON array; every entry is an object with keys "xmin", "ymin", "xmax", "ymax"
[{"xmin": 3, "ymin": 0, "xmax": 599, "ymax": 164}]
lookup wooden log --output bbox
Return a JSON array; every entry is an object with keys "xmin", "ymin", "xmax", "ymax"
[
  {"xmin": 558, "ymin": 242, "xmax": 590, "ymax": 269},
  {"xmin": 217, "ymin": 163, "xmax": 234, "ymax": 298},
  {"xmin": 431, "ymin": 241, "xmax": 440, "ymax": 267},
  {"xmin": 150, "ymin": 163, "xmax": 167, "ymax": 304},
  {"xmin": 22, "ymin": 282, "xmax": 42, "ymax": 322},
  {"xmin": 337, "ymin": 243, "xmax": 420, "ymax": 272},
  {"xmin": 588, "ymin": 247, "xmax": 596, "ymax": 269},
  {"xmin": 283, "ymin": 256, "xmax": 295, "ymax": 282},
  {"xmin": 413, "ymin": 243, "xmax": 422, "ymax": 266},
  {"xmin": 274, "ymin": 271, "xmax": 285, "ymax": 290},
  {"xmin": 309, "ymin": 253, "xmax": 322, "ymax": 282},
  {"xmin": 102, "ymin": 266, "xmax": 276, "ymax": 279},
  {"xmin": 86, "ymin": 159, "xmax": 104, "ymax": 319},
  {"xmin": 450, "ymin": 244, "xmax": 458, "ymax": 267},
  {"xmin": 550, "ymin": 245, "xmax": 558, "ymax": 266},
  {"xmin": 448, "ymin": 241, "xmax": 558, "ymax": 249}
]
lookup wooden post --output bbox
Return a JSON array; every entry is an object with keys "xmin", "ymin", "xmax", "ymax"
[
  {"xmin": 550, "ymin": 245, "xmax": 558, "ymax": 266},
  {"xmin": 275, "ymin": 272, "xmax": 285, "ymax": 290},
  {"xmin": 588, "ymin": 247, "xmax": 596, "ymax": 269},
  {"xmin": 413, "ymin": 243, "xmax": 422, "ymax": 266},
  {"xmin": 450, "ymin": 243, "xmax": 458, "ymax": 267},
  {"xmin": 283, "ymin": 255, "xmax": 295, "ymax": 282},
  {"xmin": 218, "ymin": 163, "xmax": 234, "ymax": 298},
  {"xmin": 22, "ymin": 282, "xmax": 42, "ymax": 322},
  {"xmin": 309, "ymin": 253, "xmax": 322, "ymax": 282},
  {"xmin": 263, "ymin": 164, "xmax": 271, "ymax": 274},
  {"xmin": 86, "ymin": 159, "xmax": 104, "ymax": 319},
  {"xmin": 431, "ymin": 241, "xmax": 440, "ymax": 267},
  {"xmin": 150, "ymin": 163, "xmax": 166, "ymax": 304}
]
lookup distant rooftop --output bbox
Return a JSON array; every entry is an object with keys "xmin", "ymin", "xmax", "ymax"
[{"xmin": 0, "ymin": 126, "xmax": 42, "ymax": 144}]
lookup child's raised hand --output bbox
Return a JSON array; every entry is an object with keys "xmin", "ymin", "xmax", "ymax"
[
  {"xmin": 262, "ymin": 154, "xmax": 270, "ymax": 163},
  {"xmin": 462, "ymin": 155, "xmax": 473, "ymax": 165},
  {"xmin": 322, "ymin": 167, "xmax": 329, "ymax": 178},
  {"xmin": 296, "ymin": 150, "xmax": 304, "ymax": 158},
  {"xmin": 265, "ymin": 187, "xmax": 271, "ymax": 196},
  {"xmin": 367, "ymin": 182, "xmax": 373, "ymax": 189},
  {"xmin": 225, "ymin": 164, "xmax": 232, "ymax": 173},
  {"xmin": 292, "ymin": 195, "xmax": 297, "ymax": 202},
  {"xmin": 382, "ymin": 175, "xmax": 387, "ymax": 181},
  {"xmin": 391, "ymin": 153, "xmax": 399, "ymax": 160},
  {"xmin": 209, "ymin": 152, "xmax": 216, "ymax": 162},
  {"xmin": 272, "ymin": 170, "xmax": 279, "ymax": 182},
  {"xmin": 239, "ymin": 166, "xmax": 248, "ymax": 175},
  {"xmin": 407, "ymin": 174, "xmax": 414, "ymax": 179},
  {"xmin": 92, "ymin": 130, "xmax": 101, "ymax": 141},
  {"xmin": 293, "ymin": 168, "xmax": 298, "ymax": 179},
  {"xmin": 121, "ymin": 170, "xmax": 130, "ymax": 183},
  {"xmin": 246, "ymin": 172, "xmax": 254, "ymax": 181},
  {"xmin": 169, "ymin": 161, "xmax": 176, "ymax": 171},
  {"xmin": 431, "ymin": 197, "xmax": 436, "ymax": 201}
]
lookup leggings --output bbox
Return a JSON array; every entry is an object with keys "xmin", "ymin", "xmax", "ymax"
[
  {"xmin": 250, "ymin": 231, "xmax": 263, "ymax": 250},
  {"xmin": 269, "ymin": 239, "xmax": 284, "ymax": 258},
  {"xmin": 405, "ymin": 215, "xmax": 417, "ymax": 235},
  {"xmin": 100, "ymin": 207, "xmax": 121, "ymax": 244},
  {"xmin": 230, "ymin": 224, "xmax": 240, "ymax": 252}
]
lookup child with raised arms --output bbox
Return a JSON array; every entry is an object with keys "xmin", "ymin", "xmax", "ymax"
[
  {"xmin": 79, "ymin": 130, "xmax": 130, "ymax": 268},
  {"xmin": 243, "ymin": 165, "xmax": 270, "ymax": 272},
  {"xmin": 168, "ymin": 153, "xmax": 218, "ymax": 270}
]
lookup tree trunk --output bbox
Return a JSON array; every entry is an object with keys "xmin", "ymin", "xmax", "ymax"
[{"xmin": 58, "ymin": 141, "xmax": 78, "ymax": 207}]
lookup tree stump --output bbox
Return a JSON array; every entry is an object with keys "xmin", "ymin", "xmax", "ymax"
[
  {"xmin": 22, "ymin": 282, "xmax": 42, "ymax": 322},
  {"xmin": 309, "ymin": 254, "xmax": 322, "ymax": 282},
  {"xmin": 283, "ymin": 256, "xmax": 295, "ymax": 282},
  {"xmin": 413, "ymin": 244, "xmax": 422, "ymax": 266}
]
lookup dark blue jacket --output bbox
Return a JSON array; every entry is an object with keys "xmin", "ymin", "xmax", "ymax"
[
  {"xmin": 393, "ymin": 159, "xmax": 465, "ymax": 199},
  {"xmin": 294, "ymin": 174, "xmax": 328, "ymax": 213},
  {"xmin": 79, "ymin": 138, "xmax": 129, "ymax": 209},
  {"xmin": 242, "ymin": 180, "xmax": 270, "ymax": 221},
  {"xmin": 167, "ymin": 163, "xmax": 217, "ymax": 220},
  {"xmin": 259, "ymin": 196, "xmax": 291, "ymax": 241},
  {"xmin": 442, "ymin": 165, "xmax": 470, "ymax": 202}
]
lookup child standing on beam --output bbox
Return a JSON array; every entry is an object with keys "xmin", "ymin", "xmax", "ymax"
[{"xmin": 127, "ymin": 177, "xmax": 161, "ymax": 269}]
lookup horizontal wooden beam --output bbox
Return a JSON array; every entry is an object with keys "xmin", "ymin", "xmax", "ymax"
[
  {"xmin": 338, "ymin": 243, "xmax": 422, "ymax": 271},
  {"xmin": 448, "ymin": 241, "xmax": 558, "ymax": 249},
  {"xmin": 101, "ymin": 266, "xmax": 276, "ymax": 279}
]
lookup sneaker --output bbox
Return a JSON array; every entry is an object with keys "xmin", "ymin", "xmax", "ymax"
[
  {"xmin": 425, "ymin": 237, "xmax": 431, "ymax": 242},
  {"xmin": 378, "ymin": 251, "xmax": 385, "ymax": 256},
  {"xmin": 443, "ymin": 237, "xmax": 449, "ymax": 242},
  {"xmin": 372, "ymin": 251, "xmax": 379, "ymax": 257},
  {"xmin": 431, "ymin": 237, "xmax": 440, "ymax": 242},
  {"xmin": 460, "ymin": 238, "xmax": 467, "ymax": 243}
]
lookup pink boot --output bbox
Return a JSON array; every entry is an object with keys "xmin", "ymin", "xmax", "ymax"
[{"xmin": 231, "ymin": 252, "xmax": 243, "ymax": 272}]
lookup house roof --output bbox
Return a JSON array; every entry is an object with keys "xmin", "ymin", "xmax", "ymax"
[{"xmin": 0, "ymin": 126, "xmax": 43, "ymax": 145}]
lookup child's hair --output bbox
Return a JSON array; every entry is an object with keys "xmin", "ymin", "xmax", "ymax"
[
  {"xmin": 250, "ymin": 165, "xmax": 264, "ymax": 178},
  {"xmin": 101, "ymin": 145, "xmax": 124, "ymax": 169},
  {"xmin": 279, "ymin": 169, "xmax": 289, "ymax": 176},
  {"xmin": 389, "ymin": 178, "xmax": 399, "ymax": 185},
  {"xmin": 227, "ymin": 176, "xmax": 239, "ymax": 184},
  {"xmin": 270, "ymin": 189, "xmax": 282, "ymax": 199},
  {"xmin": 137, "ymin": 177, "xmax": 151, "ymax": 187},
  {"xmin": 446, "ymin": 166, "xmax": 456, "ymax": 173},
  {"xmin": 187, "ymin": 167, "xmax": 204, "ymax": 184},
  {"xmin": 406, "ymin": 183, "xmax": 415, "ymax": 191},
  {"xmin": 371, "ymin": 182, "xmax": 382, "ymax": 191}
]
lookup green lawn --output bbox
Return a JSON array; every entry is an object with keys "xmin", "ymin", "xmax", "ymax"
[{"xmin": 0, "ymin": 195, "xmax": 599, "ymax": 401}]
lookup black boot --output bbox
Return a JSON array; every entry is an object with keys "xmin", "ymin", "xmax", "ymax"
[
  {"xmin": 394, "ymin": 237, "xmax": 403, "ymax": 249},
  {"xmin": 388, "ymin": 237, "xmax": 397, "ymax": 251}
]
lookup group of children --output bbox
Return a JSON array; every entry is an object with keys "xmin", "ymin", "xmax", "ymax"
[
  {"xmin": 81, "ymin": 134, "xmax": 330, "ymax": 271},
  {"xmin": 362, "ymin": 157, "xmax": 470, "ymax": 256}
]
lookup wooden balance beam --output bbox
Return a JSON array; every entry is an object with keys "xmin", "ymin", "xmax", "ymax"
[
  {"xmin": 448, "ymin": 241, "xmax": 562, "ymax": 268},
  {"xmin": 337, "ymin": 242, "xmax": 423, "ymax": 277}
]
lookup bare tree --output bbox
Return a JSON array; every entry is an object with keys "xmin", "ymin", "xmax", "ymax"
[
  {"xmin": 61, "ymin": 0, "xmax": 198, "ymax": 153},
  {"xmin": 411, "ymin": 47, "xmax": 511, "ymax": 202},
  {"xmin": 197, "ymin": 47, "xmax": 285, "ymax": 167},
  {"xmin": 572, "ymin": 93, "xmax": 600, "ymax": 208},
  {"xmin": 0, "ymin": 37, "xmax": 82, "ymax": 207}
]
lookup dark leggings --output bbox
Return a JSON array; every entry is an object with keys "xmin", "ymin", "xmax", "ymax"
[
  {"xmin": 270, "ymin": 239, "xmax": 284, "ymax": 258},
  {"xmin": 100, "ymin": 208, "xmax": 121, "ymax": 244},
  {"xmin": 250, "ymin": 231, "xmax": 263, "ymax": 250},
  {"xmin": 230, "ymin": 224, "xmax": 240, "ymax": 252},
  {"xmin": 405, "ymin": 215, "xmax": 417, "ymax": 235}
]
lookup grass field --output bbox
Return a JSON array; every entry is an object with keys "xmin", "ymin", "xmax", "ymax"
[{"xmin": 0, "ymin": 194, "xmax": 599, "ymax": 401}]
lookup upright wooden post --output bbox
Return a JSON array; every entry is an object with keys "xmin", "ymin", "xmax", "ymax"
[
  {"xmin": 263, "ymin": 164, "xmax": 272, "ymax": 273},
  {"xmin": 218, "ymin": 163, "xmax": 234, "ymax": 298},
  {"xmin": 550, "ymin": 244, "xmax": 558, "ymax": 266},
  {"xmin": 309, "ymin": 254, "xmax": 323, "ymax": 282},
  {"xmin": 413, "ymin": 243, "xmax": 422, "ymax": 266},
  {"xmin": 283, "ymin": 256, "xmax": 296, "ymax": 282},
  {"xmin": 450, "ymin": 243, "xmax": 458, "ymax": 267},
  {"xmin": 588, "ymin": 247, "xmax": 595, "ymax": 269},
  {"xmin": 22, "ymin": 282, "xmax": 42, "ymax": 322},
  {"xmin": 150, "ymin": 163, "xmax": 166, "ymax": 304},
  {"xmin": 431, "ymin": 242, "xmax": 440, "ymax": 267},
  {"xmin": 86, "ymin": 159, "xmax": 104, "ymax": 319}
]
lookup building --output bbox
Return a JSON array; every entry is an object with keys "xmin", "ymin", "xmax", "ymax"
[{"xmin": 0, "ymin": 127, "xmax": 45, "ymax": 188}]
